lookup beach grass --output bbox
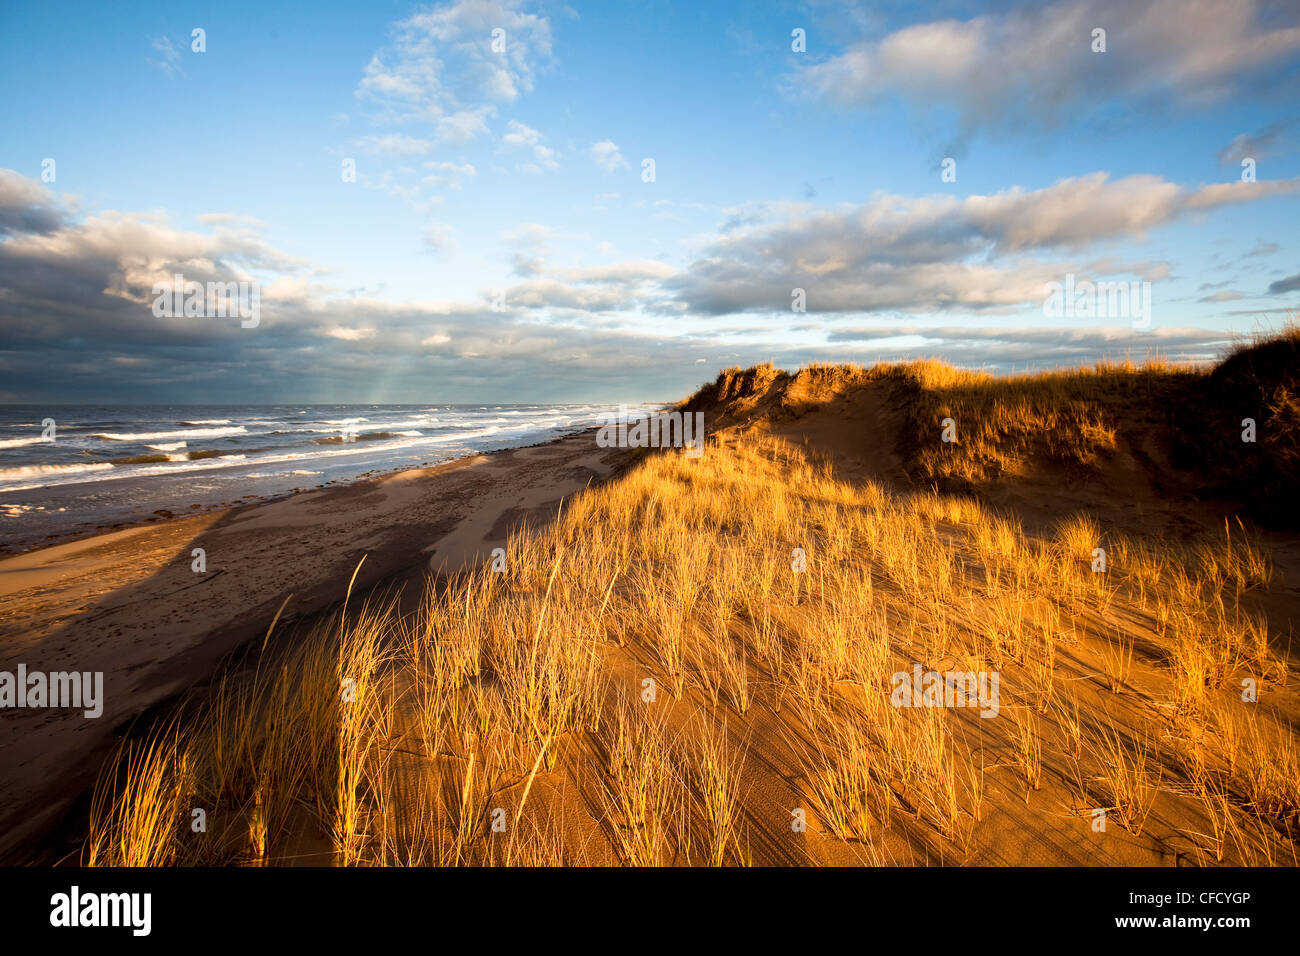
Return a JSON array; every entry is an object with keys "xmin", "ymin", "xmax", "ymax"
[{"xmin": 81, "ymin": 342, "xmax": 1300, "ymax": 867}]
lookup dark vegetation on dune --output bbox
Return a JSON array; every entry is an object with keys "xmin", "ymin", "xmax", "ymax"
[
  {"xmin": 681, "ymin": 326, "xmax": 1300, "ymax": 529},
  {"xmin": 1178, "ymin": 330, "xmax": 1300, "ymax": 525}
]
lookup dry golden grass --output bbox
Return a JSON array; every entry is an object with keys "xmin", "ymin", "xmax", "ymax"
[
  {"xmin": 1093, "ymin": 723, "xmax": 1161, "ymax": 836},
  {"xmin": 894, "ymin": 360, "xmax": 1195, "ymax": 484},
  {"xmin": 82, "ymin": 411, "xmax": 1297, "ymax": 866},
  {"xmin": 86, "ymin": 725, "xmax": 192, "ymax": 867}
]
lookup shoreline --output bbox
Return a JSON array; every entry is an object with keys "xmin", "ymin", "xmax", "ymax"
[
  {"xmin": 0, "ymin": 425, "xmax": 603, "ymax": 558},
  {"xmin": 0, "ymin": 425, "xmax": 634, "ymax": 860}
]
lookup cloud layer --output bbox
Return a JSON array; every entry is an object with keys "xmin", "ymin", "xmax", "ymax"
[
  {"xmin": 792, "ymin": 0, "xmax": 1300, "ymax": 141},
  {"xmin": 667, "ymin": 173, "xmax": 1299, "ymax": 315},
  {"xmin": 0, "ymin": 160, "xmax": 1290, "ymax": 401}
]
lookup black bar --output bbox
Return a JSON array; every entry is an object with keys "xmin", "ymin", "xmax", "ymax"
[{"xmin": 0, "ymin": 866, "xmax": 1279, "ymax": 944}]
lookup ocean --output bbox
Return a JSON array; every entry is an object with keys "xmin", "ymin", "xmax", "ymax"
[{"xmin": 0, "ymin": 403, "xmax": 650, "ymax": 551}]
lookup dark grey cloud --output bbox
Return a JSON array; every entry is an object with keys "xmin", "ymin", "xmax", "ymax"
[
  {"xmin": 0, "ymin": 170, "xmax": 68, "ymax": 236},
  {"xmin": 0, "ymin": 171, "xmax": 703, "ymax": 401},
  {"xmin": 1218, "ymin": 122, "xmax": 1291, "ymax": 166},
  {"xmin": 1242, "ymin": 239, "xmax": 1280, "ymax": 258},
  {"xmin": 1267, "ymin": 272, "xmax": 1300, "ymax": 294}
]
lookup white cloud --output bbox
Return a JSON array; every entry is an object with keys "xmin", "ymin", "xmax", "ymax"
[
  {"xmin": 791, "ymin": 0, "xmax": 1300, "ymax": 139},
  {"xmin": 589, "ymin": 140, "xmax": 629, "ymax": 174},
  {"xmin": 553, "ymin": 261, "xmax": 676, "ymax": 283},
  {"xmin": 530, "ymin": 144, "xmax": 560, "ymax": 169},
  {"xmin": 357, "ymin": 1, "xmax": 553, "ymax": 125},
  {"xmin": 196, "ymin": 213, "xmax": 268, "ymax": 229},
  {"xmin": 502, "ymin": 119, "xmax": 542, "ymax": 146},
  {"xmin": 825, "ymin": 323, "xmax": 1233, "ymax": 363},
  {"xmin": 501, "ymin": 120, "xmax": 561, "ymax": 170},
  {"xmin": 421, "ymin": 161, "xmax": 478, "ymax": 190},
  {"xmin": 424, "ymin": 221, "xmax": 458, "ymax": 251},
  {"xmin": 668, "ymin": 172, "xmax": 1300, "ymax": 314},
  {"xmin": 147, "ymin": 36, "xmax": 183, "ymax": 77},
  {"xmin": 500, "ymin": 222, "xmax": 588, "ymax": 248},
  {"xmin": 324, "ymin": 327, "xmax": 378, "ymax": 341},
  {"xmin": 351, "ymin": 133, "xmax": 435, "ymax": 156},
  {"xmin": 434, "ymin": 106, "xmax": 496, "ymax": 145}
]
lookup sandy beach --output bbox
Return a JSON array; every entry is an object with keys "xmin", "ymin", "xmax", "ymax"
[{"xmin": 0, "ymin": 429, "xmax": 633, "ymax": 862}]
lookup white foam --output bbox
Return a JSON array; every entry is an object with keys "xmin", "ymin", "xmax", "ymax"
[
  {"xmin": 0, "ymin": 436, "xmax": 52, "ymax": 449},
  {"xmin": 0, "ymin": 406, "xmax": 626, "ymax": 495},
  {"xmin": 0, "ymin": 462, "xmax": 115, "ymax": 482},
  {"xmin": 245, "ymin": 469, "xmax": 324, "ymax": 479},
  {"xmin": 94, "ymin": 426, "xmax": 248, "ymax": 441}
]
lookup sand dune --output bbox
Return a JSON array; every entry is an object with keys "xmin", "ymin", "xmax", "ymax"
[{"xmin": 3, "ymin": 332, "xmax": 1299, "ymax": 867}]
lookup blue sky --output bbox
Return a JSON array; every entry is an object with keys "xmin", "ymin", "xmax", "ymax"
[{"xmin": 1, "ymin": 0, "xmax": 1298, "ymax": 402}]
